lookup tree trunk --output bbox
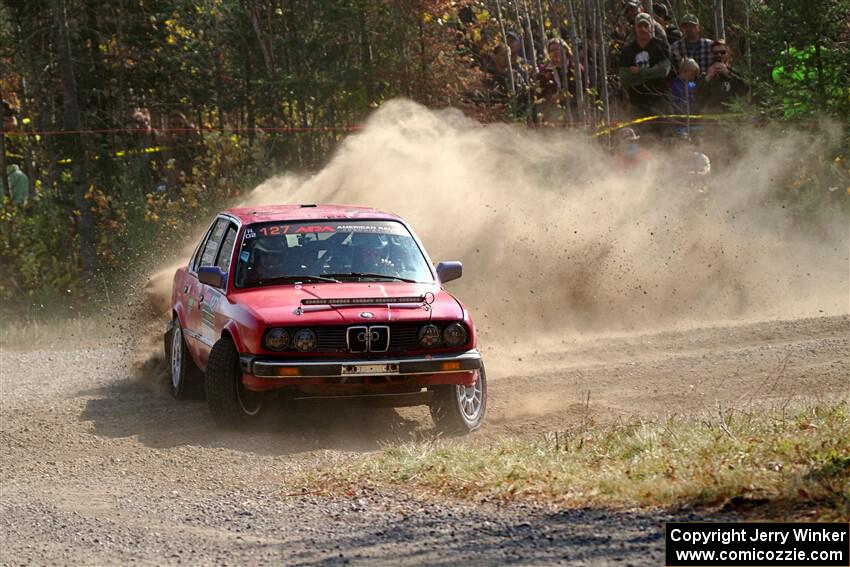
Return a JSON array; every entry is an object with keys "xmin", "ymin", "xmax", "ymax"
[
  {"xmin": 0, "ymin": 97, "xmax": 9, "ymax": 199},
  {"xmin": 393, "ymin": 0, "xmax": 411, "ymax": 97},
  {"xmin": 246, "ymin": 0, "xmax": 281, "ymax": 126},
  {"xmin": 566, "ymin": 0, "xmax": 586, "ymax": 127},
  {"xmin": 598, "ymin": 0, "xmax": 611, "ymax": 129},
  {"xmin": 54, "ymin": 0, "xmax": 97, "ymax": 277}
]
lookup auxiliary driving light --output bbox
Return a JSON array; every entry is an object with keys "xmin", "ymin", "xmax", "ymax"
[
  {"xmin": 292, "ymin": 328, "xmax": 318, "ymax": 352},
  {"xmin": 442, "ymin": 323, "xmax": 467, "ymax": 347},
  {"xmin": 418, "ymin": 324, "xmax": 442, "ymax": 348},
  {"xmin": 264, "ymin": 328, "xmax": 290, "ymax": 351}
]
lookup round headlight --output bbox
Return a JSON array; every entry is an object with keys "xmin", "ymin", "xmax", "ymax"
[
  {"xmin": 442, "ymin": 323, "xmax": 467, "ymax": 347},
  {"xmin": 264, "ymin": 328, "xmax": 290, "ymax": 351},
  {"xmin": 418, "ymin": 324, "xmax": 442, "ymax": 348},
  {"xmin": 292, "ymin": 328, "xmax": 318, "ymax": 352}
]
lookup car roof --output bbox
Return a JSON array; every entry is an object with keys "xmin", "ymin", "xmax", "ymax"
[{"xmin": 223, "ymin": 204, "xmax": 404, "ymax": 225}]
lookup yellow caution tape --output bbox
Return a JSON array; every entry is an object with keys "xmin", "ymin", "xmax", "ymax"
[{"xmin": 592, "ymin": 113, "xmax": 746, "ymax": 137}]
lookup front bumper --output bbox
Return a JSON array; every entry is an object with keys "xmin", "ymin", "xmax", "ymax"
[{"xmin": 240, "ymin": 349, "xmax": 482, "ymax": 379}]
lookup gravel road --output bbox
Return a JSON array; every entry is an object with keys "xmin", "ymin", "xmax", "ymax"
[{"xmin": 1, "ymin": 315, "xmax": 847, "ymax": 565}]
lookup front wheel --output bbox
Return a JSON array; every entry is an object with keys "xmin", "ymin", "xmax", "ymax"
[
  {"xmin": 205, "ymin": 337, "xmax": 265, "ymax": 429},
  {"xmin": 430, "ymin": 364, "xmax": 487, "ymax": 434}
]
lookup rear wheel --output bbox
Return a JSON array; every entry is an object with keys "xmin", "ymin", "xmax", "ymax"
[
  {"xmin": 165, "ymin": 319, "xmax": 202, "ymax": 400},
  {"xmin": 430, "ymin": 364, "xmax": 487, "ymax": 434},
  {"xmin": 205, "ymin": 337, "xmax": 265, "ymax": 428}
]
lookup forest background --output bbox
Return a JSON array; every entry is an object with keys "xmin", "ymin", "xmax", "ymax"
[{"xmin": 0, "ymin": 0, "xmax": 847, "ymax": 317}]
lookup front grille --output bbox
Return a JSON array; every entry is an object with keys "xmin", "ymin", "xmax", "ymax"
[
  {"xmin": 311, "ymin": 322, "xmax": 457, "ymax": 353},
  {"xmin": 343, "ymin": 325, "xmax": 390, "ymax": 352}
]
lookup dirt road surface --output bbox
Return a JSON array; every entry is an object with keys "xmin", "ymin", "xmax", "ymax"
[{"xmin": 1, "ymin": 315, "xmax": 847, "ymax": 565}]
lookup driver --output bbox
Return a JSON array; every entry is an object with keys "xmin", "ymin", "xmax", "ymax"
[
  {"xmin": 252, "ymin": 238, "xmax": 289, "ymax": 279},
  {"xmin": 350, "ymin": 232, "xmax": 388, "ymax": 273}
]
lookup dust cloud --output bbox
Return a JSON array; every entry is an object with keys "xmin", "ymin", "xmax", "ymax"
[
  {"xmin": 245, "ymin": 100, "xmax": 848, "ymax": 342},
  {"xmin": 139, "ymin": 99, "xmax": 847, "ymax": 367}
]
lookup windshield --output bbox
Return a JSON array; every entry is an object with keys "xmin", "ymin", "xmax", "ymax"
[{"xmin": 234, "ymin": 220, "xmax": 434, "ymax": 288}]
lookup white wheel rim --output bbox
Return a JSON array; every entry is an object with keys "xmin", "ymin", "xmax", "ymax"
[
  {"xmin": 456, "ymin": 372, "xmax": 483, "ymax": 421},
  {"xmin": 237, "ymin": 381, "xmax": 263, "ymax": 416},
  {"xmin": 171, "ymin": 326, "xmax": 183, "ymax": 390}
]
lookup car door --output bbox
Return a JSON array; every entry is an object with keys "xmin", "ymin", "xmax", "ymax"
[
  {"xmin": 185, "ymin": 217, "xmax": 230, "ymax": 362},
  {"xmin": 196, "ymin": 219, "xmax": 240, "ymax": 366}
]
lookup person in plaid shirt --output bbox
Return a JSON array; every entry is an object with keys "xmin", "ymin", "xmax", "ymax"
[{"xmin": 670, "ymin": 15, "xmax": 713, "ymax": 76}]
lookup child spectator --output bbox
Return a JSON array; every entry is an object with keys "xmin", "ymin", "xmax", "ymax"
[{"xmin": 670, "ymin": 58, "xmax": 699, "ymax": 114}]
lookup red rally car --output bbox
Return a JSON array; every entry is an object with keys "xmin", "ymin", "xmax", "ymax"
[{"xmin": 165, "ymin": 204, "xmax": 486, "ymax": 433}]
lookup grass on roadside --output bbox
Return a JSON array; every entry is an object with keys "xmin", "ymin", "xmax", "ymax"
[{"xmin": 304, "ymin": 403, "xmax": 849, "ymax": 519}]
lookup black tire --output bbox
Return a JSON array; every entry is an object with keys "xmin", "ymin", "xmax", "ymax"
[
  {"xmin": 430, "ymin": 364, "xmax": 487, "ymax": 435},
  {"xmin": 205, "ymin": 337, "xmax": 265, "ymax": 429},
  {"xmin": 164, "ymin": 318, "xmax": 202, "ymax": 400}
]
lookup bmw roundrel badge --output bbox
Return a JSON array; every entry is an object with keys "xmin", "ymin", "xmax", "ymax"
[{"xmin": 360, "ymin": 312, "xmax": 374, "ymax": 319}]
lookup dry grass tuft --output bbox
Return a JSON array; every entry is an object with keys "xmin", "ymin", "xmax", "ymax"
[{"xmin": 307, "ymin": 404, "xmax": 849, "ymax": 519}]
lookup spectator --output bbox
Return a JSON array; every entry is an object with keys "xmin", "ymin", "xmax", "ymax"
[
  {"xmin": 538, "ymin": 38, "xmax": 574, "ymax": 123},
  {"xmin": 506, "ymin": 31, "xmax": 529, "ymax": 65},
  {"xmin": 618, "ymin": 13, "xmax": 672, "ymax": 120},
  {"xmin": 165, "ymin": 110, "xmax": 202, "ymax": 183},
  {"xmin": 697, "ymin": 40, "xmax": 748, "ymax": 112},
  {"xmin": 670, "ymin": 15, "xmax": 713, "ymax": 74},
  {"xmin": 128, "ymin": 107, "xmax": 157, "ymax": 154},
  {"xmin": 485, "ymin": 43, "xmax": 525, "ymax": 95},
  {"xmin": 2, "ymin": 98, "xmax": 17, "ymax": 131},
  {"xmin": 670, "ymin": 57, "xmax": 699, "ymax": 114},
  {"xmin": 623, "ymin": 0, "xmax": 640, "ymax": 25},
  {"xmin": 652, "ymin": 3, "xmax": 682, "ymax": 44},
  {"xmin": 616, "ymin": 127, "xmax": 652, "ymax": 170},
  {"xmin": 6, "ymin": 164, "xmax": 29, "ymax": 205},
  {"xmin": 623, "ymin": 0, "xmax": 668, "ymax": 45}
]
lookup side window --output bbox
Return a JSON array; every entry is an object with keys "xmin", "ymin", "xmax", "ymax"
[
  {"xmin": 215, "ymin": 224, "xmax": 238, "ymax": 273},
  {"xmin": 197, "ymin": 219, "xmax": 229, "ymax": 269}
]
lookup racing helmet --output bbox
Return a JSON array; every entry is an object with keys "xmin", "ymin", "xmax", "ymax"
[{"xmin": 350, "ymin": 232, "xmax": 386, "ymax": 272}]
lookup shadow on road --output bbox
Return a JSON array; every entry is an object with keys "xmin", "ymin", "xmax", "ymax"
[
  {"xmin": 78, "ymin": 369, "xmax": 432, "ymax": 456},
  {"xmin": 283, "ymin": 506, "xmax": 668, "ymax": 565}
]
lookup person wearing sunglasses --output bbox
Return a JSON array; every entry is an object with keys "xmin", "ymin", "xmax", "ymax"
[{"xmin": 698, "ymin": 40, "xmax": 747, "ymax": 113}]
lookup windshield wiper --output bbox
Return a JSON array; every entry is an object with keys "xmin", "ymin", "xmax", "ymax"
[
  {"xmin": 323, "ymin": 272, "xmax": 420, "ymax": 283},
  {"xmin": 253, "ymin": 274, "xmax": 341, "ymax": 285}
]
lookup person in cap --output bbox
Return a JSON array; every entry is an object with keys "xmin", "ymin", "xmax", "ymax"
[
  {"xmin": 616, "ymin": 127, "xmax": 652, "ymax": 169},
  {"xmin": 652, "ymin": 3, "xmax": 681, "ymax": 44},
  {"xmin": 623, "ymin": 0, "xmax": 668, "ymax": 45},
  {"xmin": 670, "ymin": 14, "xmax": 713, "ymax": 74},
  {"xmin": 623, "ymin": 0, "xmax": 640, "ymax": 24},
  {"xmin": 618, "ymin": 12, "xmax": 672, "ymax": 121}
]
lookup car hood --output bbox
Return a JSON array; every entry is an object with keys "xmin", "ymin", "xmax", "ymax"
[{"xmin": 232, "ymin": 282, "xmax": 464, "ymax": 326}]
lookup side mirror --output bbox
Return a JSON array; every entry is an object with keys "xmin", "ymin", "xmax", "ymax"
[
  {"xmin": 436, "ymin": 261, "xmax": 463, "ymax": 284},
  {"xmin": 198, "ymin": 266, "xmax": 227, "ymax": 288}
]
